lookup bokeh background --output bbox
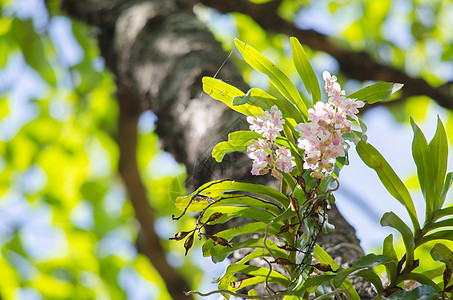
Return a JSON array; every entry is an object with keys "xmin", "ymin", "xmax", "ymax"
[{"xmin": 0, "ymin": 0, "xmax": 452, "ymax": 299}]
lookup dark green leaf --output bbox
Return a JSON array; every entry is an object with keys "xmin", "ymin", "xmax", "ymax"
[
  {"xmin": 429, "ymin": 117, "xmax": 448, "ymax": 211},
  {"xmin": 397, "ymin": 274, "xmax": 443, "ymax": 292},
  {"xmin": 356, "ymin": 140, "xmax": 419, "ymax": 231},
  {"xmin": 383, "ymin": 234, "xmax": 398, "ymax": 282},
  {"xmin": 347, "ymin": 82, "xmax": 403, "ymax": 104},
  {"xmin": 334, "ymin": 254, "xmax": 392, "ymax": 288},
  {"xmin": 381, "ymin": 212, "xmax": 415, "ymax": 269},
  {"xmin": 13, "ymin": 19, "xmax": 57, "ymax": 85},
  {"xmin": 430, "ymin": 243, "xmax": 453, "ymax": 270},
  {"xmin": 432, "ymin": 205, "xmax": 453, "ymax": 221},
  {"xmin": 383, "ymin": 285, "xmax": 438, "ymax": 299},
  {"xmin": 355, "ymin": 269, "xmax": 384, "ymax": 293},
  {"xmin": 439, "ymin": 172, "xmax": 453, "ymax": 211},
  {"xmin": 417, "ymin": 230, "xmax": 453, "ymax": 247},
  {"xmin": 410, "ymin": 118, "xmax": 435, "ymax": 218},
  {"xmin": 304, "ymin": 274, "xmax": 335, "ymax": 292}
]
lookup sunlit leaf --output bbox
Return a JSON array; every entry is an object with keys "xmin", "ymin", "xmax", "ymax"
[
  {"xmin": 212, "ymin": 131, "xmax": 259, "ymax": 162},
  {"xmin": 347, "ymin": 82, "xmax": 403, "ymax": 104},
  {"xmin": 234, "ymin": 38, "xmax": 307, "ymax": 122},
  {"xmin": 313, "ymin": 245, "xmax": 361, "ymax": 300},
  {"xmin": 290, "ymin": 37, "xmax": 320, "ymax": 104},
  {"xmin": 202, "ymin": 77, "xmax": 264, "ymax": 117}
]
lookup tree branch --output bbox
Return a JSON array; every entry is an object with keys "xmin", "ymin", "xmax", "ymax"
[
  {"xmin": 117, "ymin": 91, "xmax": 193, "ymax": 300},
  {"xmin": 199, "ymin": 0, "xmax": 453, "ymax": 111}
]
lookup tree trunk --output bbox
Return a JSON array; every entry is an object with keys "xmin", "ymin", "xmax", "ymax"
[{"xmin": 61, "ymin": 0, "xmax": 373, "ymax": 298}]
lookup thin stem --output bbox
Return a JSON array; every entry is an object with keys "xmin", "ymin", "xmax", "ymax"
[{"xmin": 184, "ymin": 289, "xmax": 285, "ymax": 299}]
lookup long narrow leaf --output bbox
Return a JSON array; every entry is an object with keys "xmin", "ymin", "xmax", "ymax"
[
  {"xmin": 432, "ymin": 205, "xmax": 453, "ymax": 221},
  {"xmin": 202, "ymin": 77, "xmax": 264, "ymax": 117},
  {"xmin": 417, "ymin": 230, "xmax": 453, "ymax": 247},
  {"xmin": 347, "ymin": 82, "xmax": 403, "ymax": 104},
  {"xmin": 314, "ymin": 245, "xmax": 361, "ymax": 300},
  {"xmin": 333, "ymin": 254, "xmax": 392, "ymax": 288},
  {"xmin": 383, "ymin": 234, "xmax": 398, "ymax": 282},
  {"xmin": 356, "ymin": 140, "xmax": 419, "ymax": 232},
  {"xmin": 290, "ymin": 37, "xmax": 321, "ymax": 104},
  {"xmin": 212, "ymin": 131, "xmax": 260, "ymax": 162},
  {"xmin": 429, "ymin": 117, "xmax": 448, "ymax": 211},
  {"xmin": 410, "ymin": 118, "xmax": 435, "ymax": 219},
  {"xmin": 439, "ymin": 172, "xmax": 453, "ymax": 209},
  {"xmin": 235, "ymin": 39, "xmax": 307, "ymax": 121},
  {"xmin": 380, "ymin": 212, "xmax": 415, "ymax": 270}
]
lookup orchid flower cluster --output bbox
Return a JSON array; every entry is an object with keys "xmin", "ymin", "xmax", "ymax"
[
  {"xmin": 246, "ymin": 106, "xmax": 296, "ymax": 179},
  {"xmin": 246, "ymin": 71, "xmax": 364, "ymax": 180}
]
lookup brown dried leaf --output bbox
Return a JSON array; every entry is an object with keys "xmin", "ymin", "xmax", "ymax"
[
  {"xmin": 169, "ymin": 231, "xmax": 191, "ymax": 241},
  {"xmin": 206, "ymin": 212, "xmax": 223, "ymax": 223},
  {"xmin": 313, "ymin": 263, "xmax": 334, "ymax": 272},
  {"xmin": 184, "ymin": 232, "xmax": 195, "ymax": 255},
  {"xmin": 210, "ymin": 235, "xmax": 232, "ymax": 248},
  {"xmin": 289, "ymin": 194, "xmax": 300, "ymax": 212},
  {"xmin": 272, "ymin": 258, "xmax": 295, "ymax": 266}
]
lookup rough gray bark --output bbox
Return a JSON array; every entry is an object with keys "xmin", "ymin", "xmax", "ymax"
[{"xmin": 61, "ymin": 0, "xmax": 373, "ymax": 298}]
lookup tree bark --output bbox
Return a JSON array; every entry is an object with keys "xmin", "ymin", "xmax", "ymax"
[{"xmin": 61, "ymin": 0, "xmax": 373, "ymax": 298}]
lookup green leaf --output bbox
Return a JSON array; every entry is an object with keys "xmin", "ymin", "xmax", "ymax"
[
  {"xmin": 383, "ymin": 234, "xmax": 398, "ymax": 282},
  {"xmin": 423, "ymin": 217, "xmax": 453, "ymax": 233},
  {"xmin": 175, "ymin": 180, "xmax": 289, "ymax": 212},
  {"xmin": 347, "ymin": 82, "xmax": 403, "ymax": 104},
  {"xmin": 356, "ymin": 140, "xmax": 419, "ymax": 232},
  {"xmin": 212, "ymin": 131, "xmax": 260, "ymax": 162},
  {"xmin": 304, "ymin": 274, "xmax": 336, "ymax": 292},
  {"xmin": 313, "ymin": 245, "xmax": 360, "ymax": 300},
  {"xmin": 333, "ymin": 254, "xmax": 392, "ymax": 288},
  {"xmin": 380, "ymin": 212, "xmax": 415, "ymax": 269},
  {"xmin": 383, "ymin": 285, "xmax": 439, "ymax": 299},
  {"xmin": 218, "ymin": 264, "xmax": 290, "ymax": 290},
  {"xmin": 13, "ymin": 19, "xmax": 57, "ymax": 85},
  {"xmin": 439, "ymin": 172, "xmax": 453, "ymax": 210},
  {"xmin": 232, "ymin": 89, "xmax": 252, "ymax": 106},
  {"xmin": 354, "ymin": 269, "xmax": 384, "ymax": 293},
  {"xmin": 417, "ymin": 230, "xmax": 453, "ymax": 246},
  {"xmin": 429, "ymin": 117, "xmax": 448, "ymax": 211},
  {"xmin": 410, "ymin": 118, "xmax": 435, "ymax": 219},
  {"xmin": 397, "ymin": 274, "xmax": 443, "ymax": 292},
  {"xmin": 234, "ymin": 38, "xmax": 307, "ymax": 121},
  {"xmin": 290, "ymin": 37, "xmax": 321, "ymax": 104},
  {"xmin": 202, "ymin": 77, "xmax": 264, "ymax": 117},
  {"xmin": 430, "ymin": 243, "xmax": 453, "ymax": 270},
  {"xmin": 432, "ymin": 205, "xmax": 453, "ymax": 221},
  {"xmin": 202, "ymin": 206, "xmax": 276, "ymax": 225}
]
